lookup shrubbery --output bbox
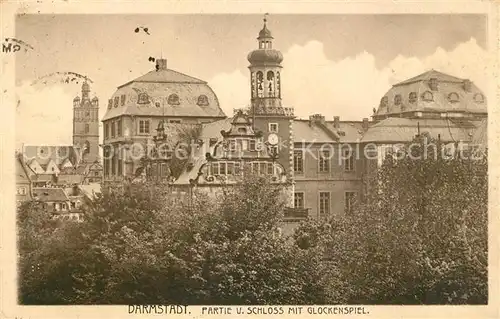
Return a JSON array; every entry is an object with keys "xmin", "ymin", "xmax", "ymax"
[{"xmin": 18, "ymin": 137, "xmax": 488, "ymax": 304}]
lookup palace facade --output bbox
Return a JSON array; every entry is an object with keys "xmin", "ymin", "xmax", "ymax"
[{"xmin": 99, "ymin": 18, "xmax": 487, "ymax": 230}]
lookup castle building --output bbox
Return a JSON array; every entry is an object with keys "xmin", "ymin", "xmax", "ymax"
[
  {"xmin": 171, "ymin": 18, "xmax": 488, "ymax": 229},
  {"xmin": 101, "ymin": 58, "xmax": 227, "ymax": 182}
]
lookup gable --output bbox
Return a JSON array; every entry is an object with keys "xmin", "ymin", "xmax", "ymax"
[
  {"xmin": 45, "ymin": 160, "xmax": 60, "ymax": 174},
  {"xmin": 28, "ymin": 159, "xmax": 45, "ymax": 174}
]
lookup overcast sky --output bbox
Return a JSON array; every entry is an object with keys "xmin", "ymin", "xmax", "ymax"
[{"xmin": 15, "ymin": 14, "xmax": 488, "ymax": 148}]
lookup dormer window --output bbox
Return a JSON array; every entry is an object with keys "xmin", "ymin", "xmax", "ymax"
[
  {"xmin": 409, "ymin": 92, "xmax": 417, "ymax": 103},
  {"xmin": 197, "ymin": 95, "xmax": 209, "ymax": 106},
  {"xmin": 114, "ymin": 97, "xmax": 119, "ymax": 108},
  {"xmin": 108, "ymin": 99, "xmax": 113, "ymax": 109},
  {"xmin": 137, "ymin": 93, "xmax": 149, "ymax": 105},
  {"xmin": 474, "ymin": 93, "xmax": 485, "ymax": 103},
  {"xmin": 421, "ymin": 91, "xmax": 434, "ymax": 102},
  {"xmin": 155, "ymin": 102, "xmax": 161, "ymax": 108},
  {"xmin": 394, "ymin": 94, "xmax": 402, "ymax": 105},
  {"xmin": 237, "ymin": 127, "xmax": 247, "ymax": 134},
  {"xmin": 380, "ymin": 96, "xmax": 388, "ymax": 108},
  {"xmin": 121, "ymin": 94, "xmax": 126, "ymax": 106},
  {"xmin": 269, "ymin": 123, "xmax": 278, "ymax": 133},
  {"xmin": 168, "ymin": 94, "xmax": 180, "ymax": 105},
  {"xmin": 448, "ymin": 92, "xmax": 460, "ymax": 103}
]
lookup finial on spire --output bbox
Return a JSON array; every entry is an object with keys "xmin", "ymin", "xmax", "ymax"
[{"xmin": 264, "ymin": 13, "xmax": 269, "ymax": 24}]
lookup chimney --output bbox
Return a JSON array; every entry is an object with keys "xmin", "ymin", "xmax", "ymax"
[
  {"xmin": 156, "ymin": 58, "xmax": 167, "ymax": 71},
  {"xmin": 428, "ymin": 77, "xmax": 438, "ymax": 91},
  {"xmin": 333, "ymin": 116, "xmax": 340, "ymax": 129},
  {"xmin": 362, "ymin": 118, "xmax": 369, "ymax": 131},
  {"xmin": 463, "ymin": 79, "xmax": 472, "ymax": 92},
  {"xmin": 309, "ymin": 114, "xmax": 325, "ymax": 127}
]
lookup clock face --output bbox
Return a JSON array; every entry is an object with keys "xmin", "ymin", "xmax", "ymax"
[{"xmin": 267, "ymin": 133, "xmax": 279, "ymax": 145}]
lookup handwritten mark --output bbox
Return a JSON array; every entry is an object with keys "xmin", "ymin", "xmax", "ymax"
[
  {"xmin": 2, "ymin": 38, "xmax": 34, "ymax": 53},
  {"xmin": 31, "ymin": 72, "xmax": 94, "ymax": 86},
  {"xmin": 134, "ymin": 26, "xmax": 150, "ymax": 35}
]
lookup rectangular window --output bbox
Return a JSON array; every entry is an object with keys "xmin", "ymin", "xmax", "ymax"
[
  {"xmin": 219, "ymin": 162, "xmax": 227, "ymax": 175},
  {"xmin": 269, "ymin": 123, "xmax": 278, "ymax": 133},
  {"xmin": 345, "ymin": 192, "xmax": 357, "ymax": 214},
  {"xmin": 267, "ymin": 162, "xmax": 274, "ymax": 175},
  {"xmin": 139, "ymin": 120, "xmax": 150, "ymax": 134},
  {"xmin": 117, "ymin": 119, "xmax": 122, "ymax": 136},
  {"xmin": 319, "ymin": 150, "xmax": 330, "ymax": 172},
  {"xmin": 114, "ymin": 96, "xmax": 119, "ymax": 108},
  {"xmin": 117, "ymin": 159, "xmax": 123, "ymax": 176},
  {"xmin": 105, "ymin": 123, "xmax": 109, "ymax": 139},
  {"xmin": 229, "ymin": 140, "xmax": 237, "ymax": 151},
  {"xmin": 259, "ymin": 162, "xmax": 267, "ymax": 175},
  {"xmin": 211, "ymin": 163, "xmax": 220, "ymax": 175},
  {"xmin": 249, "ymin": 139, "xmax": 256, "ymax": 151},
  {"xmin": 111, "ymin": 122, "xmax": 116, "ymax": 138},
  {"xmin": 294, "ymin": 150, "xmax": 304, "ymax": 173},
  {"xmin": 234, "ymin": 162, "xmax": 241, "ymax": 175},
  {"xmin": 121, "ymin": 94, "xmax": 126, "ymax": 106},
  {"xmin": 319, "ymin": 192, "xmax": 330, "ymax": 217},
  {"xmin": 85, "ymin": 124, "xmax": 89, "ymax": 134},
  {"xmin": 343, "ymin": 147, "xmax": 355, "ymax": 172},
  {"xmin": 294, "ymin": 192, "xmax": 304, "ymax": 209},
  {"xmin": 227, "ymin": 162, "xmax": 234, "ymax": 175},
  {"xmin": 17, "ymin": 187, "xmax": 27, "ymax": 195}
]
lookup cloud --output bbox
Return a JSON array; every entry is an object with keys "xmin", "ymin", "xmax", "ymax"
[
  {"xmin": 15, "ymin": 81, "xmax": 75, "ymax": 149},
  {"xmin": 209, "ymin": 37, "xmax": 489, "ymax": 121}
]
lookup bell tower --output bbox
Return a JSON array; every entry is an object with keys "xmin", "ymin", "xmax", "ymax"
[
  {"xmin": 247, "ymin": 16, "xmax": 295, "ymax": 202},
  {"xmin": 73, "ymin": 80, "xmax": 100, "ymax": 164}
]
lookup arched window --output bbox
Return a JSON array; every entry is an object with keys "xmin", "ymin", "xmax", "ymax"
[
  {"xmin": 394, "ymin": 94, "xmax": 402, "ymax": 105},
  {"xmin": 167, "ymin": 94, "xmax": 180, "ymax": 105},
  {"xmin": 197, "ymin": 95, "xmax": 209, "ymax": 106},
  {"xmin": 137, "ymin": 93, "xmax": 149, "ymax": 104},
  {"xmin": 409, "ymin": 92, "xmax": 417, "ymax": 103},
  {"xmin": 114, "ymin": 96, "xmax": 119, "ymax": 107},
  {"xmin": 85, "ymin": 124, "xmax": 89, "ymax": 133},
  {"xmin": 251, "ymin": 72, "xmax": 256, "ymax": 98},
  {"xmin": 474, "ymin": 93, "xmax": 485, "ymax": 103},
  {"xmin": 380, "ymin": 96, "xmax": 388, "ymax": 108},
  {"xmin": 421, "ymin": 91, "xmax": 434, "ymax": 102},
  {"xmin": 448, "ymin": 92, "xmax": 459, "ymax": 103},
  {"xmin": 121, "ymin": 94, "xmax": 126, "ymax": 106},
  {"xmin": 155, "ymin": 102, "xmax": 160, "ymax": 108},
  {"xmin": 108, "ymin": 99, "xmax": 113, "ymax": 109},
  {"xmin": 267, "ymin": 71, "xmax": 275, "ymax": 96},
  {"xmin": 256, "ymin": 71, "xmax": 264, "ymax": 97},
  {"xmin": 276, "ymin": 71, "xmax": 281, "ymax": 98},
  {"xmin": 237, "ymin": 127, "xmax": 247, "ymax": 134}
]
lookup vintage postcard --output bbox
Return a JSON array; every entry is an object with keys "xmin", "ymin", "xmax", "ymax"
[{"xmin": 1, "ymin": 1, "xmax": 499, "ymax": 318}]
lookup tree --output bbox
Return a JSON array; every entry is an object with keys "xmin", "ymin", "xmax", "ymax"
[
  {"xmin": 294, "ymin": 136, "xmax": 488, "ymax": 304},
  {"xmin": 18, "ymin": 175, "xmax": 330, "ymax": 305}
]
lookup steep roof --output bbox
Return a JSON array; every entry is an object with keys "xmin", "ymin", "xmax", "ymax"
[
  {"xmin": 394, "ymin": 70, "xmax": 465, "ymax": 86},
  {"xmin": 119, "ymin": 69, "xmax": 206, "ymax": 87},
  {"xmin": 102, "ymin": 66, "xmax": 226, "ymax": 121},
  {"xmin": 361, "ymin": 117, "xmax": 477, "ymax": 143},
  {"xmin": 21, "ymin": 145, "xmax": 80, "ymax": 166},
  {"xmin": 16, "ymin": 155, "xmax": 34, "ymax": 183},
  {"xmin": 32, "ymin": 188, "xmax": 69, "ymax": 202},
  {"xmin": 292, "ymin": 120, "xmax": 364, "ymax": 144},
  {"xmin": 375, "ymin": 69, "xmax": 487, "ymax": 118}
]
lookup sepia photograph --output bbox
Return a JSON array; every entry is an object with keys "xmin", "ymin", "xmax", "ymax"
[{"xmin": 1, "ymin": 1, "xmax": 499, "ymax": 318}]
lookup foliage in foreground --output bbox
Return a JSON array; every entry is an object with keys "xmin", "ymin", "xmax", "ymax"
[
  {"xmin": 18, "ymin": 136, "xmax": 488, "ymax": 304},
  {"xmin": 18, "ymin": 178, "xmax": 328, "ymax": 305},
  {"xmin": 295, "ymin": 137, "xmax": 488, "ymax": 304}
]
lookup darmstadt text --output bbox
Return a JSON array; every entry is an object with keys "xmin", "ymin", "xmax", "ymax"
[{"xmin": 128, "ymin": 305, "xmax": 189, "ymax": 315}]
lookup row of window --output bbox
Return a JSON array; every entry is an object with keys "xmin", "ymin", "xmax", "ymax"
[
  {"xmin": 293, "ymin": 149, "xmax": 355, "ymax": 173},
  {"xmin": 104, "ymin": 157, "xmax": 123, "ymax": 176},
  {"xmin": 105, "ymin": 119, "xmax": 185, "ymax": 139},
  {"xmin": 381, "ymin": 92, "xmax": 485, "ymax": 108},
  {"xmin": 294, "ymin": 191, "xmax": 357, "ymax": 215},
  {"xmin": 208, "ymin": 161, "xmax": 280, "ymax": 176},
  {"xmin": 107, "ymin": 94, "xmax": 211, "ymax": 109}
]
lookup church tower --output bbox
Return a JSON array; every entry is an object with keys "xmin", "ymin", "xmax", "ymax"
[
  {"xmin": 73, "ymin": 80, "xmax": 100, "ymax": 164},
  {"xmin": 247, "ymin": 16, "xmax": 295, "ymax": 198}
]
